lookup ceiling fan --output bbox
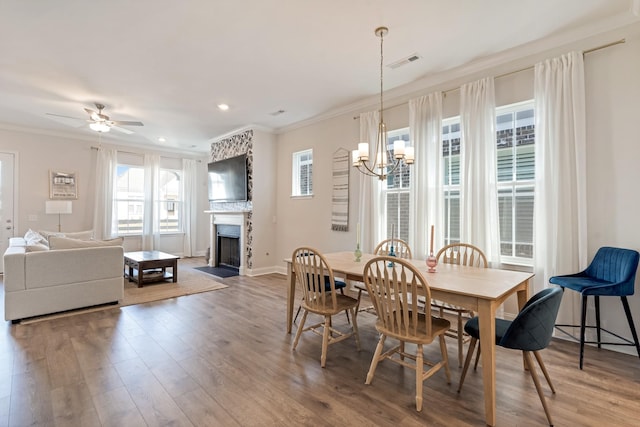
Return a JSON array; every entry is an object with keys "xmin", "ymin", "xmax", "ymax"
[{"xmin": 46, "ymin": 102, "xmax": 144, "ymax": 134}]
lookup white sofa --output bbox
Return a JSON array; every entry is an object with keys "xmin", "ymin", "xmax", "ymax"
[{"xmin": 3, "ymin": 237, "xmax": 124, "ymax": 323}]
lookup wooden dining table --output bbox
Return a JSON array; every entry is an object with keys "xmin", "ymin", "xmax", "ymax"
[{"xmin": 285, "ymin": 251, "xmax": 534, "ymax": 427}]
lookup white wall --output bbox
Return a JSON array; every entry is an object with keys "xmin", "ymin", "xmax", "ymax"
[
  {"xmin": 583, "ymin": 27, "xmax": 640, "ymax": 353},
  {"xmin": 276, "ymin": 113, "xmax": 359, "ymax": 261},
  {"xmin": 0, "ymin": 130, "xmax": 97, "ymax": 235},
  {"xmin": 0, "ymin": 129, "xmax": 210, "ymax": 257},
  {"xmin": 274, "ymin": 22, "xmax": 640, "ymax": 354},
  {"xmin": 249, "ymin": 129, "xmax": 278, "ymax": 273}
]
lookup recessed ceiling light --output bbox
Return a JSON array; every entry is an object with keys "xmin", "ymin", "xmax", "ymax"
[
  {"xmin": 218, "ymin": 104, "xmax": 230, "ymax": 111},
  {"xmin": 158, "ymin": 137, "xmax": 166, "ymax": 142}
]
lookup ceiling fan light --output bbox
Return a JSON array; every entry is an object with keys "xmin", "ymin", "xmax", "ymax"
[{"xmin": 90, "ymin": 122, "xmax": 110, "ymax": 132}]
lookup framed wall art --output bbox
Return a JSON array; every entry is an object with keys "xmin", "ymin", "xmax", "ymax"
[{"xmin": 49, "ymin": 170, "xmax": 78, "ymax": 199}]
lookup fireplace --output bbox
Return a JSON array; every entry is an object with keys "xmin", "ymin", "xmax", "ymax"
[
  {"xmin": 216, "ymin": 224, "xmax": 241, "ymax": 270},
  {"xmin": 205, "ymin": 211, "xmax": 248, "ymax": 275}
]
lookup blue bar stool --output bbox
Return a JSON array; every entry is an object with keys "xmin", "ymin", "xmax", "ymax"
[{"xmin": 550, "ymin": 246, "xmax": 640, "ymax": 369}]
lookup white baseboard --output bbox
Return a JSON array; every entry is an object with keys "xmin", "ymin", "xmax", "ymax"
[{"xmin": 245, "ymin": 265, "xmax": 287, "ymax": 276}]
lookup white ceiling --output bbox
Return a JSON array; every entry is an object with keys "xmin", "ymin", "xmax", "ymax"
[{"xmin": 0, "ymin": 0, "xmax": 638, "ymax": 153}]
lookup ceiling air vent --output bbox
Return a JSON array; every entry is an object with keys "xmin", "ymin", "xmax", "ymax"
[
  {"xmin": 388, "ymin": 53, "xmax": 421, "ymax": 69},
  {"xmin": 270, "ymin": 109, "xmax": 286, "ymax": 116}
]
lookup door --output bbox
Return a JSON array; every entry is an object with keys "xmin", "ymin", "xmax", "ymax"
[{"xmin": 0, "ymin": 152, "xmax": 15, "ymax": 273}]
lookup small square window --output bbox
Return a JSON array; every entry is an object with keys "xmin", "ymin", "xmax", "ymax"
[{"xmin": 292, "ymin": 149, "xmax": 313, "ymax": 197}]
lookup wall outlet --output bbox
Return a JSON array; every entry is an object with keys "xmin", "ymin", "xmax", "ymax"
[{"xmin": 28, "ymin": 214, "xmax": 38, "ymax": 221}]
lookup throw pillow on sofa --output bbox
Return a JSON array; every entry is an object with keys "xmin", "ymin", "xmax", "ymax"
[
  {"xmin": 40, "ymin": 229, "xmax": 94, "ymax": 243},
  {"xmin": 25, "ymin": 243, "xmax": 49, "ymax": 252},
  {"xmin": 24, "ymin": 229, "xmax": 48, "ymax": 246},
  {"xmin": 48, "ymin": 236, "xmax": 124, "ymax": 250}
]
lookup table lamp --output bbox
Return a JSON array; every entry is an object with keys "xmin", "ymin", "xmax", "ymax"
[{"xmin": 45, "ymin": 200, "xmax": 72, "ymax": 232}]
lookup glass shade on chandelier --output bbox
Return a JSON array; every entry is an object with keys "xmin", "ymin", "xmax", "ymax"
[
  {"xmin": 352, "ymin": 130, "xmax": 415, "ymax": 181},
  {"xmin": 352, "ymin": 26, "xmax": 414, "ymax": 181},
  {"xmin": 89, "ymin": 122, "xmax": 110, "ymax": 132}
]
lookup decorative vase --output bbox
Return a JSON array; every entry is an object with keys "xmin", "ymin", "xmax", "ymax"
[
  {"xmin": 388, "ymin": 245, "xmax": 396, "ymax": 267},
  {"xmin": 426, "ymin": 253, "xmax": 437, "ymax": 273},
  {"xmin": 354, "ymin": 244, "xmax": 362, "ymax": 262}
]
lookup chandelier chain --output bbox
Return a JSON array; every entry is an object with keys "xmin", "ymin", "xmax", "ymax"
[{"xmin": 379, "ymin": 28, "xmax": 384, "ymax": 124}]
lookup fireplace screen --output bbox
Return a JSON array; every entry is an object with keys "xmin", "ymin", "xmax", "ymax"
[{"xmin": 216, "ymin": 224, "xmax": 241, "ymax": 269}]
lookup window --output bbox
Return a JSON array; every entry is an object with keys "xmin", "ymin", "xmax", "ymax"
[
  {"xmin": 157, "ymin": 169, "xmax": 182, "ymax": 233},
  {"xmin": 115, "ymin": 164, "xmax": 183, "ymax": 235},
  {"xmin": 384, "ymin": 128, "xmax": 411, "ymax": 242},
  {"xmin": 496, "ymin": 101, "xmax": 535, "ymax": 262},
  {"xmin": 116, "ymin": 165, "xmax": 144, "ymax": 235},
  {"xmin": 292, "ymin": 149, "xmax": 313, "ymax": 196},
  {"xmin": 442, "ymin": 119, "xmax": 461, "ymax": 246},
  {"xmin": 441, "ymin": 100, "xmax": 534, "ymax": 264}
]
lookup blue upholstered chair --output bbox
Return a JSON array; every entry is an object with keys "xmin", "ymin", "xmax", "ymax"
[
  {"xmin": 550, "ymin": 246, "xmax": 640, "ymax": 369},
  {"xmin": 458, "ymin": 287, "xmax": 563, "ymax": 426}
]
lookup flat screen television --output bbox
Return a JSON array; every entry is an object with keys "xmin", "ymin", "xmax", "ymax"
[{"xmin": 208, "ymin": 154, "xmax": 248, "ymax": 202}]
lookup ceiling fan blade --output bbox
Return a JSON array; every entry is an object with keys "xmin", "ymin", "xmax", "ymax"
[
  {"xmin": 84, "ymin": 108, "xmax": 100, "ymax": 121},
  {"xmin": 46, "ymin": 112, "xmax": 86, "ymax": 121},
  {"xmin": 111, "ymin": 120, "xmax": 144, "ymax": 127},
  {"xmin": 45, "ymin": 113, "xmax": 90, "ymax": 128},
  {"xmin": 110, "ymin": 125, "xmax": 135, "ymax": 135}
]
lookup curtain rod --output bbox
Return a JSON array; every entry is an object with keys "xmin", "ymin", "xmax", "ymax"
[
  {"xmin": 91, "ymin": 145, "xmax": 203, "ymax": 162},
  {"xmin": 353, "ymin": 38, "xmax": 625, "ymax": 119},
  {"xmin": 491, "ymin": 38, "xmax": 625, "ymax": 81}
]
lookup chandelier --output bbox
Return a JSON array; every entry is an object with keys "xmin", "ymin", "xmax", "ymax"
[{"xmin": 352, "ymin": 26, "xmax": 414, "ymax": 181}]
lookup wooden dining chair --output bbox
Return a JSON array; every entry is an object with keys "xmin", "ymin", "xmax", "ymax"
[
  {"xmin": 354, "ymin": 238, "xmax": 412, "ymax": 313},
  {"xmin": 373, "ymin": 238, "xmax": 413, "ymax": 259},
  {"xmin": 431, "ymin": 243, "xmax": 488, "ymax": 367},
  {"xmin": 293, "ymin": 274, "xmax": 349, "ymax": 325},
  {"xmin": 363, "ymin": 256, "xmax": 451, "ymax": 411},
  {"xmin": 291, "ymin": 247, "xmax": 361, "ymax": 368}
]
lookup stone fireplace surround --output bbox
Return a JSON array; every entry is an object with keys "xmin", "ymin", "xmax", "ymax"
[{"xmin": 208, "ymin": 129, "xmax": 254, "ymax": 275}]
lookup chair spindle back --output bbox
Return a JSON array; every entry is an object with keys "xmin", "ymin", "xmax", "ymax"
[
  {"xmin": 374, "ymin": 238, "xmax": 413, "ymax": 259},
  {"xmin": 292, "ymin": 247, "xmax": 338, "ymax": 313},
  {"xmin": 437, "ymin": 243, "xmax": 487, "ymax": 268},
  {"xmin": 364, "ymin": 256, "xmax": 432, "ymax": 338}
]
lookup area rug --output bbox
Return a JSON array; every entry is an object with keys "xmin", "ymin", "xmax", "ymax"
[
  {"xmin": 121, "ymin": 275, "xmax": 227, "ymax": 306},
  {"xmin": 17, "ymin": 262, "xmax": 228, "ymax": 324}
]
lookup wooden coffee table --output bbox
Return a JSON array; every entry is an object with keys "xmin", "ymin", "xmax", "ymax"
[{"xmin": 124, "ymin": 251, "xmax": 179, "ymax": 287}]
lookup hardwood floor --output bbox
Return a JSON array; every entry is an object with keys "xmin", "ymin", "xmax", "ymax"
[{"xmin": 1, "ymin": 257, "xmax": 639, "ymax": 426}]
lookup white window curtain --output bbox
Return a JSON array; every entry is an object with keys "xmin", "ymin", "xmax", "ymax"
[
  {"xmin": 533, "ymin": 51, "xmax": 587, "ymax": 300},
  {"xmin": 409, "ymin": 92, "xmax": 443, "ymax": 260},
  {"xmin": 460, "ymin": 77, "xmax": 501, "ymax": 266},
  {"xmin": 93, "ymin": 147, "xmax": 118, "ymax": 240},
  {"xmin": 358, "ymin": 111, "xmax": 383, "ymax": 252},
  {"xmin": 142, "ymin": 154, "xmax": 160, "ymax": 250},
  {"xmin": 182, "ymin": 158, "xmax": 198, "ymax": 257}
]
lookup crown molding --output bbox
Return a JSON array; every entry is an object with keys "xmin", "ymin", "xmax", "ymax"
[
  {"xmin": 277, "ymin": 14, "xmax": 640, "ymax": 135},
  {"xmin": 207, "ymin": 124, "xmax": 275, "ymax": 144}
]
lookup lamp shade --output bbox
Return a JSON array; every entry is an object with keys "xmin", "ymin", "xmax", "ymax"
[
  {"xmin": 89, "ymin": 122, "xmax": 110, "ymax": 132},
  {"xmin": 45, "ymin": 200, "xmax": 72, "ymax": 215}
]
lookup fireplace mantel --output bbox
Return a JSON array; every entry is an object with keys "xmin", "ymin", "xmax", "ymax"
[{"xmin": 204, "ymin": 210, "xmax": 249, "ymax": 274}]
